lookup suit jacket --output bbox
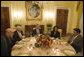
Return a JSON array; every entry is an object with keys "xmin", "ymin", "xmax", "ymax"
[
  {"xmin": 51, "ymin": 31, "xmax": 60, "ymax": 39},
  {"xmin": 32, "ymin": 29, "xmax": 43, "ymax": 36},
  {"xmin": 5, "ymin": 36, "xmax": 14, "ymax": 48},
  {"xmin": 70, "ymin": 35, "xmax": 83, "ymax": 53},
  {"xmin": 1, "ymin": 36, "xmax": 9, "ymax": 56},
  {"xmin": 13, "ymin": 31, "xmax": 23, "ymax": 42},
  {"xmin": 1, "ymin": 35, "xmax": 15, "ymax": 56}
]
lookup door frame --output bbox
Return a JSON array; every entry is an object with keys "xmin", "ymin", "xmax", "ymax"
[
  {"xmin": 54, "ymin": 6, "xmax": 71, "ymax": 33},
  {"xmin": 1, "ymin": 5, "xmax": 12, "ymax": 28}
]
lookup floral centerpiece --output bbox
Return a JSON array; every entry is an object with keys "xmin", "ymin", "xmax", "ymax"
[{"xmin": 35, "ymin": 35, "xmax": 53, "ymax": 48}]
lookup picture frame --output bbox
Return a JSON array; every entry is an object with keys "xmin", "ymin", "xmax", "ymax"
[{"xmin": 25, "ymin": 1, "xmax": 42, "ymax": 20}]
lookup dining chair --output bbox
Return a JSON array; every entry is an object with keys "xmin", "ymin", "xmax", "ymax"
[{"xmin": 58, "ymin": 29, "xmax": 62, "ymax": 39}]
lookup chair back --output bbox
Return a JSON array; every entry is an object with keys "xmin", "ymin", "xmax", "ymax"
[{"xmin": 58, "ymin": 29, "xmax": 62, "ymax": 39}]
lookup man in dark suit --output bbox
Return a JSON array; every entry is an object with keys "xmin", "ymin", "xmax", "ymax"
[
  {"xmin": 1, "ymin": 28, "xmax": 14, "ymax": 56},
  {"xmin": 32, "ymin": 24, "xmax": 43, "ymax": 36},
  {"xmin": 13, "ymin": 26, "xmax": 24, "ymax": 42},
  {"xmin": 1, "ymin": 36, "xmax": 8, "ymax": 56},
  {"xmin": 68, "ymin": 28, "xmax": 83, "ymax": 53}
]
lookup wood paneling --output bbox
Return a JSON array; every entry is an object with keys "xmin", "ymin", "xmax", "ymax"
[{"xmin": 1, "ymin": 7, "xmax": 10, "ymax": 36}]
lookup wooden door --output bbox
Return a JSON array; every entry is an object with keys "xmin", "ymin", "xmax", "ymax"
[
  {"xmin": 56, "ymin": 9, "xmax": 68, "ymax": 36},
  {"xmin": 1, "ymin": 7, "xmax": 10, "ymax": 36}
]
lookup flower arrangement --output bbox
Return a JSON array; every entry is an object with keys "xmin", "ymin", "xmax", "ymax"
[
  {"xmin": 46, "ymin": 23, "xmax": 53, "ymax": 27},
  {"xmin": 35, "ymin": 35, "xmax": 53, "ymax": 48}
]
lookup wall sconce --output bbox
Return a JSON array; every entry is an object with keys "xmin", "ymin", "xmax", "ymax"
[
  {"xmin": 44, "ymin": 11, "xmax": 53, "ymax": 19},
  {"xmin": 14, "ymin": 11, "xmax": 23, "ymax": 19}
]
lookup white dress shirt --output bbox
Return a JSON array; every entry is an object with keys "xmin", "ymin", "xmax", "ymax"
[
  {"xmin": 70, "ymin": 34, "xmax": 80, "ymax": 44},
  {"xmin": 17, "ymin": 31, "xmax": 22, "ymax": 39},
  {"xmin": 36, "ymin": 29, "xmax": 40, "ymax": 35}
]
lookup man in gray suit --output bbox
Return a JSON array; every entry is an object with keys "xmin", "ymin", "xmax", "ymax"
[{"xmin": 68, "ymin": 28, "xmax": 83, "ymax": 53}]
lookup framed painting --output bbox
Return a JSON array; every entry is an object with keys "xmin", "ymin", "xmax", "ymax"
[{"xmin": 25, "ymin": 1, "xmax": 42, "ymax": 20}]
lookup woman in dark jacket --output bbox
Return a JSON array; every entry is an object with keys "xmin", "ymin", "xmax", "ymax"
[{"xmin": 51, "ymin": 26, "xmax": 60, "ymax": 39}]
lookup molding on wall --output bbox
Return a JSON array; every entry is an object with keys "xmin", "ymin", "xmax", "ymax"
[{"xmin": 79, "ymin": 13, "xmax": 83, "ymax": 36}]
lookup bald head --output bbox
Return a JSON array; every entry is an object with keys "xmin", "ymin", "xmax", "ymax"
[
  {"xmin": 16, "ymin": 26, "xmax": 22, "ymax": 32},
  {"xmin": 6, "ymin": 28, "xmax": 13, "ymax": 33},
  {"xmin": 6, "ymin": 28, "xmax": 14, "ymax": 38}
]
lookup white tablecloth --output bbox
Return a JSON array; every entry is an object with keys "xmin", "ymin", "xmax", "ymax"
[{"xmin": 11, "ymin": 37, "xmax": 76, "ymax": 56}]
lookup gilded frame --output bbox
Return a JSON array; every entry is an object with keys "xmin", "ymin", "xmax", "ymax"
[{"xmin": 25, "ymin": 1, "xmax": 42, "ymax": 20}]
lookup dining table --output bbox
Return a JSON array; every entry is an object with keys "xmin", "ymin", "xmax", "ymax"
[{"xmin": 11, "ymin": 36, "xmax": 76, "ymax": 56}]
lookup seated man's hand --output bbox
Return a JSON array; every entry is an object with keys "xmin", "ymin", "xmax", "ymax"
[
  {"xmin": 21, "ymin": 35, "xmax": 25, "ymax": 39},
  {"xmin": 16, "ymin": 41, "xmax": 19, "ymax": 44}
]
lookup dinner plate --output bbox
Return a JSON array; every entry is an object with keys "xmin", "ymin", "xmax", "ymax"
[
  {"xmin": 61, "ymin": 42, "xmax": 67, "ymax": 45},
  {"xmin": 22, "ymin": 39, "xmax": 30, "ymax": 42},
  {"xmin": 62, "ymin": 49, "xmax": 76, "ymax": 56},
  {"xmin": 14, "ymin": 45, "xmax": 23, "ymax": 49},
  {"xmin": 16, "ymin": 42, "xmax": 25, "ymax": 45}
]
